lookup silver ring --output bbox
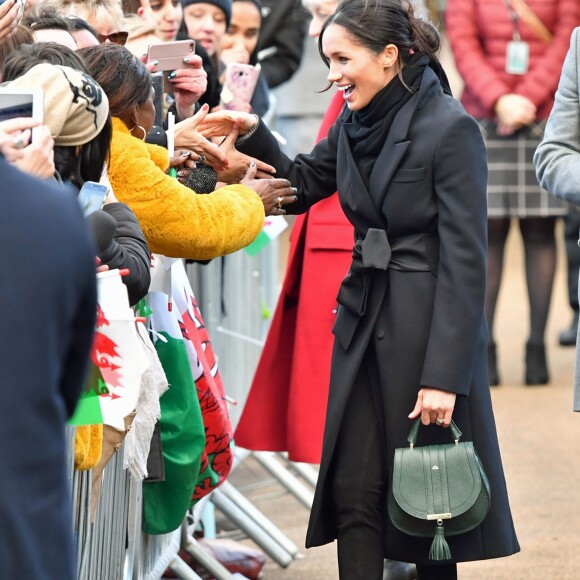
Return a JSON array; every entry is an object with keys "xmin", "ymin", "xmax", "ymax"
[
  {"xmin": 436, "ymin": 418, "xmax": 444, "ymax": 425},
  {"xmin": 198, "ymin": 154, "xmax": 206, "ymax": 163},
  {"xmin": 12, "ymin": 134, "xmax": 25, "ymax": 149}
]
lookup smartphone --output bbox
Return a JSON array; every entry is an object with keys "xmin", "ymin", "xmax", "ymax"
[
  {"xmin": 77, "ymin": 181, "xmax": 109, "ymax": 216},
  {"xmin": 147, "ymin": 40, "xmax": 196, "ymax": 93},
  {"xmin": 0, "ymin": 87, "xmax": 43, "ymax": 141},
  {"xmin": 220, "ymin": 62, "xmax": 261, "ymax": 111}
]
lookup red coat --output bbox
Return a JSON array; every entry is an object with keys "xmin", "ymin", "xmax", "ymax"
[
  {"xmin": 446, "ymin": 0, "xmax": 580, "ymax": 120},
  {"xmin": 234, "ymin": 91, "xmax": 351, "ymax": 463}
]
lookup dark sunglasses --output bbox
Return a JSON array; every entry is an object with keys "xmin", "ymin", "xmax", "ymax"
[{"xmin": 98, "ymin": 31, "xmax": 129, "ymax": 45}]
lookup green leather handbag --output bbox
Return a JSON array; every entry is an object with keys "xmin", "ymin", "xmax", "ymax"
[{"xmin": 387, "ymin": 419, "xmax": 491, "ymax": 561}]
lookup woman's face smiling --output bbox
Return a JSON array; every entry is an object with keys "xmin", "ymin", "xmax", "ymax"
[{"xmin": 322, "ymin": 23, "xmax": 398, "ymax": 111}]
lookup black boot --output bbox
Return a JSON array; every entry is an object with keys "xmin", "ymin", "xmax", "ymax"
[
  {"xmin": 525, "ymin": 342, "xmax": 549, "ymax": 386},
  {"xmin": 558, "ymin": 311, "xmax": 579, "ymax": 347},
  {"xmin": 488, "ymin": 342, "xmax": 500, "ymax": 386}
]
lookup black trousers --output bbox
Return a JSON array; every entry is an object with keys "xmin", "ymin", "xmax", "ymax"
[{"xmin": 330, "ymin": 349, "xmax": 457, "ymax": 580}]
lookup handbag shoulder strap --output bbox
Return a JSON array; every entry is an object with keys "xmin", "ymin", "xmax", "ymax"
[{"xmin": 508, "ymin": 0, "xmax": 553, "ymax": 44}]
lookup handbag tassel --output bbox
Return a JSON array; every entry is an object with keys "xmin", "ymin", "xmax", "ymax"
[{"xmin": 429, "ymin": 520, "xmax": 452, "ymax": 561}]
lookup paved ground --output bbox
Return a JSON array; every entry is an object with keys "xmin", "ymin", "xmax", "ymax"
[{"xmin": 227, "ymin": 223, "xmax": 580, "ymax": 579}]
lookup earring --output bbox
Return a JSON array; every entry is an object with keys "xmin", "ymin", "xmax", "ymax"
[{"xmin": 130, "ymin": 124, "xmax": 147, "ymax": 141}]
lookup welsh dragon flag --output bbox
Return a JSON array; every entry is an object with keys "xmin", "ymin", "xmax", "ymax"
[
  {"xmin": 143, "ymin": 256, "xmax": 234, "ymax": 535},
  {"xmin": 69, "ymin": 269, "xmax": 149, "ymax": 430}
]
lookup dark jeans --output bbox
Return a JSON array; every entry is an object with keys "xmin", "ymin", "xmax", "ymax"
[{"xmin": 330, "ymin": 349, "xmax": 457, "ymax": 580}]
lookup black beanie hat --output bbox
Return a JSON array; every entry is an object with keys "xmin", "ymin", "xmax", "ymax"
[{"xmin": 181, "ymin": 0, "xmax": 233, "ymax": 29}]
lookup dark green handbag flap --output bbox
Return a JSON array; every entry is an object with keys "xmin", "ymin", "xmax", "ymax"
[{"xmin": 392, "ymin": 441, "xmax": 483, "ymax": 519}]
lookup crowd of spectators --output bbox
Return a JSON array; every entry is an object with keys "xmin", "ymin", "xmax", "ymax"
[{"xmin": 3, "ymin": 0, "xmax": 580, "ymax": 578}]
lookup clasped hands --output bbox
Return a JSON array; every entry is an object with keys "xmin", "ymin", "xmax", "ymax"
[
  {"xmin": 494, "ymin": 94, "xmax": 536, "ymax": 136},
  {"xmin": 174, "ymin": 106, "xmax": 294, "ymax": 215}
]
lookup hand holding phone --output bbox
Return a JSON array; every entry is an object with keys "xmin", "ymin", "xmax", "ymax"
[
  {"xmin": 77, "ymin": 181, "xmax": 109, "ymax": 216},
  {"xmin": 12, "ymin": 125, "xmax": 55, "ymax": 179},
  {"xmin": 0, "ymin": 88, "xmax": 44, "ymax": 143},
  {"xmin": 220, "ymin": 62, "xmax": 261, "ymax": 112},
  {"xmin": 147, "ymin": 40, "xmax": 196, "ymax": 93}
]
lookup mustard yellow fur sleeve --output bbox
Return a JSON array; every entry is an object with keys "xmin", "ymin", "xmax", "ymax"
[{"xmin": 108, "ymin": 118, "xmax": 265, "ymax": 260}]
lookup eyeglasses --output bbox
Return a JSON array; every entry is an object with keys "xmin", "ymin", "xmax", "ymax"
[{"xmin": 98, "ymin": 31, "xmax": 129, "ymax": 45}]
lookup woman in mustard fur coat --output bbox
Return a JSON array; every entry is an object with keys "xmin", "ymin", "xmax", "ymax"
[{"xmin": 79, "ymin": 44, "xmax": 295, "ymax": 260}]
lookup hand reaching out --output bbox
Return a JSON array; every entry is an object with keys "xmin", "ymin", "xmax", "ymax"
[
  {"xmin": 240, "ymin": 162, "xmax": 295, "ymax": 215},
  {"xmin": 197, "ymin": 109, "xmax": 258, "ymax": 138},
  {"xmin": 214, "ymin": 124, "xmax": 275, "ymax": 184},
  {"xmin": 174, "ymin": 104, "xmax": 229, "ymax": 171}
]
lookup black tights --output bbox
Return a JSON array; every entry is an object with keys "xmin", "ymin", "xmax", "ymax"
[
  {"xmin": 486, "ymin": 217, "xmax": 556, "ymax": 344},
  {"xmin": 332, "ymin": 352, "xmax": 458, "ymax": 580}
]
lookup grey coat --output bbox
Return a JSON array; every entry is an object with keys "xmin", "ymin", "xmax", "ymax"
[
  {"xmin": 241, "ymin": 67, "xmax": 520, "ymax": 563},
  {"xmin": 534, "ymin": 27, "xmax": 580, "ymax": 410}
]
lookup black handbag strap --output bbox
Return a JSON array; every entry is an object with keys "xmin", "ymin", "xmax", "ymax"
[{"xmin": 407, "ymin": 419, "xmax": 462, "ymax": 448}]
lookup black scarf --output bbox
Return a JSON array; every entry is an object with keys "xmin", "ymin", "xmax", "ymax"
[{"xmin": 343, "ymin": 54, "xmax": 447, "ymax": 188}]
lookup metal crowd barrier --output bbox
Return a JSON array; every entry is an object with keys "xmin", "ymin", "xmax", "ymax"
[
  {"xmin": 64, "ymin": 91, "xmax": 323, "ymax": 576},
  {"xmin": 66, "ymin": 430, "xmax": 193, "ymax": 580}
]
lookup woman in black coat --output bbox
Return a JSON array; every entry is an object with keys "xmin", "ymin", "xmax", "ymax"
[{"xmin": 200, "ymin": 0, "xmax": 519, "ymax": 577}]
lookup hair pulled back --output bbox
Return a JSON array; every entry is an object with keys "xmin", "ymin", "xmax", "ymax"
[
  {"xmin": 78, "ymin": 44, "xmax": 152, "ymax": 118},
  {"xmin": 318, "ymin": 0, "xmax": 440, "ymax": 69}
]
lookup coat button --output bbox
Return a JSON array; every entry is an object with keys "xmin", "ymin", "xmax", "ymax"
[{"xmin": 376, "ymin": 330, "xmax": 385, "ymax": 339}]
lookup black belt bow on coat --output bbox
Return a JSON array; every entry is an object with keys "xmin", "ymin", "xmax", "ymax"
[{"xmin": 332, "ymin": 228, "xmax": 439, "ymax": 350}]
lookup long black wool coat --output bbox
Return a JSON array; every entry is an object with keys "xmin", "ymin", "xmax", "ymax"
[{"xmin": 240, "ymin": 66, "xmax": 520, "ymax": 564}]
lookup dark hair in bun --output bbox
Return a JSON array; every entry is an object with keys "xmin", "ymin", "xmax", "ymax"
[{"xmin": 319, "ymin": 0, "xmax": 441, "ymax": 82}]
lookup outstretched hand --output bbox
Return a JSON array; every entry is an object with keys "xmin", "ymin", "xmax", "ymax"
[
  {"xmin": 215, "ymin": 124, "xmax": 275, "ymax": 184},
  {"xmin": 197, "ymin": 110, "xmax": 258, "ymax": 139},
  {"xmin": 240, "ymin": 163, "xmax": 295, "ymax": 215},
  {"xmin": 174, "ymin": 104, "xmax": 229, "ymax": 171}
]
